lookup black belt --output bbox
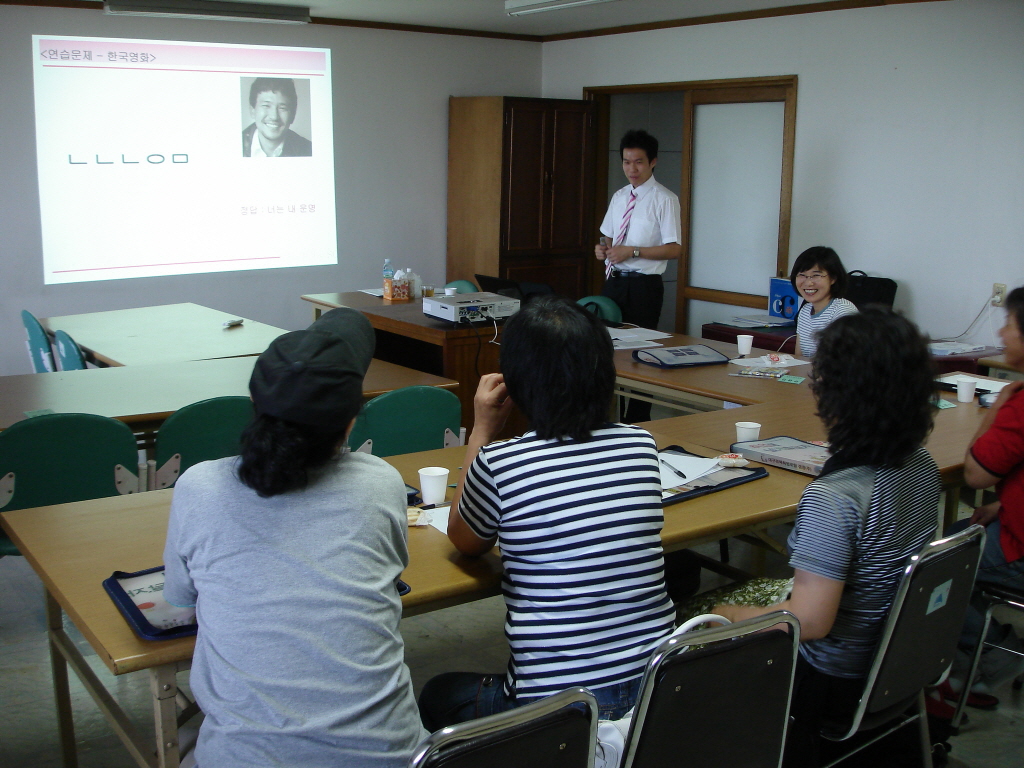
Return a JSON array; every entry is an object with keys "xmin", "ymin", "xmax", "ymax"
[{"xmin": 610, "ymin": 270, "xmax": 658, "ymax": 279}]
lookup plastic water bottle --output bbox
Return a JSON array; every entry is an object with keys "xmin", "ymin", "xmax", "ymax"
[{"xmin": 383, "ymin": 259, "xmax": 394, "ymax": 280}]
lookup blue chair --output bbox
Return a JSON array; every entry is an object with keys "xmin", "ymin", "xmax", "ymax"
[
  {"xmin": 54, "ymin": 330, "xmax": 87, "ymax": 371},
  {"xmin": 443, "ymin": 279, "xmax": 478, "ymax": 295},
  {"xmin": 152, "ymin": 397, "xmax": 254, "ymax": 489},
  {"xmin": 577, "ymin": 295, "xmax": 622, "ymax": 325},
  {"xmin": 21, "ymin": 310, "xmax": 55, "ymax": 373},
  {"xmin": 348, "ymin": 386, "xmax": 461, "ymax": 457},
  {"xmin": 0, "ymin": 413, "xmax": 141, "ymax": 557}
]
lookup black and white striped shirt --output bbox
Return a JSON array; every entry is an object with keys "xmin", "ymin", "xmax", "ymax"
[
  {"xmin": 788, "ymin": 446, "xmax": 940, "ymax": 677},
  {"xmin": 797, "ymin": 297, "xmax": 858, "ymax": 358},
  {"xmin": 460, "ymin": 424, "xmax": 676, "ymax": 699}
]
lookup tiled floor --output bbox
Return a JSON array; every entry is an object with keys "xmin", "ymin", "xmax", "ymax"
[{"xmin": 1, "ymin": 522, "xmax": 1022, "ymax": 768}]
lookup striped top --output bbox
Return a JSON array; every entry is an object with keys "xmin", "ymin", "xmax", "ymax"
[
  {"xmin": 788, "ymin": 447, "xmax": 940, "ymax": 677},
  {"xmin": 796, "ymin": 297, "xmax": 858, "ymax": 358},
  {"xmin": 459, "ymin": 424, "xmax": 676, "ymax": 699}
]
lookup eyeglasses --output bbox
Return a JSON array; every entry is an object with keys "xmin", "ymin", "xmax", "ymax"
[{"xmin": 796, "ymin": 272, "xmax": 829, "ymax": 282}]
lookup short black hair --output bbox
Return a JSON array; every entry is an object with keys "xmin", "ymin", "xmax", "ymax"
[
  {"xmin": 248, "ymin": 77, "xmax": 298, "ymax": 114},
  {"xmin": 500, "ymin": 295, "xmax": 614, "ymax": 442},
  {"xmin": 789, "ymin": 246, "xmax": 848, "ymax": 299},
  {"xmin": 620, "ymin": 129, "xmax": 658, "ymax": 162},
  {"xmin": 237, "ymin": 413, "xmax": 355, "ymax": 498},
  {"xmin": 810, "ymin": 308, "xmax": 935, "ymax": 468},
  {"xmin": 1005, "ymin": 286, "xmax": 1024, "ymax": 333}
]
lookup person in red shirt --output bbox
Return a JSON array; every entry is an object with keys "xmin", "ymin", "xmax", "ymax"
[{"xmin": 949, "ymin": 285, "xmax": 1024, "ymax": 702}]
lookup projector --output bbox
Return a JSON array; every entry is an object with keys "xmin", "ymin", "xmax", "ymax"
[{"xmin": 422, "ymin": 292, "xmax": 521, "ymax": 323}]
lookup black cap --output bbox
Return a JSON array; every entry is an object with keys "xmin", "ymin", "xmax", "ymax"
[{"xmin": 249, "ymin": 308, "xmax": 374, "ymax": 430}]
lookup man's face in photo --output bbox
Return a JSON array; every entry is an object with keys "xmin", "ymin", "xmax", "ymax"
[{"xmin": 251, "ymin": 90, "xmax": 295, "ymax": 144}]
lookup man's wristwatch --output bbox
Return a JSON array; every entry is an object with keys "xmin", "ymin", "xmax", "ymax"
[{"xmin": 633, "ymin": 247, "xmax": 641, "ymax": 259}]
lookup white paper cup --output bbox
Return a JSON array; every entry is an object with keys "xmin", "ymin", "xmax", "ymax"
[
  {"xmin": 735, "ymin": 422, "xmax": 761, "ymax": 442},
  {"xmin": 444, "ymin": 286, "xmax": 458, "ymax": 296},
  {"xmin": 418, "ymin": 467, "xmax": 450, "ymax": 505},
  {"xmin": 736, "ymin": 335, "xmax": 754, "ymax": 356},
  {"xmin": 956, "ymin": 377, "xmax": 977, "ymax": 403}
]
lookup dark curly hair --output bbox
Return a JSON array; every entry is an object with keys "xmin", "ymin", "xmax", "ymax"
[
  {"xmin": 810, "ymin": 308, "xmax": 935, "ymax": 468},
  {"xmin": 237, "ymin": 413, "xmax": 353, "ymax": 497},
  {"xmin": 501, "ymin": 295, "xmax": 614, "ymax": 442},
  {"xmin": 789, "ymin": 246, "xmax": 848, "ymax": 299}
]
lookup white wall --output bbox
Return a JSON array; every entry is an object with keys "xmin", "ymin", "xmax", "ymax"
[
  {"xmin": 0, "ymin": 5, "xmax": 541, "ymax": 375},
  {"xmin": 541, "ymin": 0, "xmax": 1024, "ymax": 343}
]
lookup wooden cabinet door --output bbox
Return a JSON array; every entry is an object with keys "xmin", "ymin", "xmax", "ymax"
[
  {"xmin": 547, "ymin": 103, "xmax": 593, "ymax": 252},
  {"xmin": 503, "ymin": 100, "xmax": 548, "ymax": 254}
]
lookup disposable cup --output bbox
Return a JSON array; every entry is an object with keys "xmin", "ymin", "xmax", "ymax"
[
  {"xmin": 736, "ymin": 335, "xmax": 754, "ymax": 356},
  {"xmin": 735, "ymin": 422, "xmax": 761, "ymax": 442},
  {"xmin": 444, "ymin": 287, "xmax": 458, "ymax": 296},
  {"xmin": 418, "ymin": 467, "xmax": 450, "ymax": 505},
  {"xmin": 956, "ymin": 377, "xmax": 977, "ymax": 403}
]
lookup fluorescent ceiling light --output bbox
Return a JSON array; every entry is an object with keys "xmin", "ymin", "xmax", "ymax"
[
  {"xmin": 103, "ymin": 0, "xmax": 310, "ymax": 23},
  {"xmin": 505, "ymin": 0, "xmax": 622, "ymax": 16}
]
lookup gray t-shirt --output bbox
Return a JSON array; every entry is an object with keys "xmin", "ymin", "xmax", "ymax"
[
  {"xmin": 163, "ymin": 453, "xmax": 426, "ymax": 768},
  {"xmin": 787, "ymin": 447, "xmax": 939, "ymax": 677}
]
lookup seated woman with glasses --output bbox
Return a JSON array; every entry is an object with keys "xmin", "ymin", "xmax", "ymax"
[
  {"xmin": 418, "ymin": 295, "xmax": 675, "ymax": 728},
  {"xmin": 711, "ymin": 308, "xmax": 940, "ymax": 768},
  {"xmin": 791, "ymin": 246, "xmax": 857, "ymax": 358}
]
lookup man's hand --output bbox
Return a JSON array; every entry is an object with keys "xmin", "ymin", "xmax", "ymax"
[
  {"xmin": 604, "ymin": 245, "xmax": 634, "ymax": 265},
  {"xmin": 969, "ymin": 501, "xmax": 1001, "ymax": 527},
  {"xmin": 469, "ymin": 373, "xmax": 514, "ymax": 448},
  {"xmin": 595, "ymin": 242, "xmax": 609, "ymax": 261}
]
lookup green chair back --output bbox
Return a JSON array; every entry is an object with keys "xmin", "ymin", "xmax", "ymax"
[
  {"xmin": 21, "ymin": 310, "xmax": 55, "ymax": 373},
  {"xmin": 0, "ymin": 413, "xmax": 140, "ymax": 557},
  {"xmin": 54, "ymin": 330, "xmax": 87, "ymax": 371},
  {"xmin": 577, "ymin": 295, "xmax": 623, "ymax": 325},
  {"xmin": 153, "ymin": 397, "xmax": 254, "ymax": 488},
  {"xmin": 348, "ymin": 386, "xmax": 461, "ymax": 458},
  {"xmin": 443, "ymin": 279, "xmax": 478, "ymax": 295}
]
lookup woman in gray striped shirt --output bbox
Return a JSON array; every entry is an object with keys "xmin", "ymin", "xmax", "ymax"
[
  {"xmin": 418, "ymin": 296, "xmax": 675, "ymax": 730},
  {"xmin": 714, "ymin": 309, "xmax": 940, "ymax": 767}
]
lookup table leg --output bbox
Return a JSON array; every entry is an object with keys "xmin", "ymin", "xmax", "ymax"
[
  {"xmin": 150, "ymin": 666, "xmax": 181, "ymax": 768},
  {"xmin": 47, "ymin": 591, "xmax": 78, "ymax": 768},
  {"xmin": 943, "ymin": 483, "xmax": 962, "ymax": 530}
]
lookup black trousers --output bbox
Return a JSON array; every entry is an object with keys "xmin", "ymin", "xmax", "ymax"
[{"xmin": 602, "ymin": 272, "xmax": 664, "ymax": 423}]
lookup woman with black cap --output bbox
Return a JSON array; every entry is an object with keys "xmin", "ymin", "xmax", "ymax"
[{"xmin": 163, "ymin": 308, "xmax": 426, "ymax": 768}]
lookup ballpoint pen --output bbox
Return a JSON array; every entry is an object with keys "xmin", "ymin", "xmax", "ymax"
[{"xmin": 660, "ymin": 459, "xmax": 687, "ymax": 481}]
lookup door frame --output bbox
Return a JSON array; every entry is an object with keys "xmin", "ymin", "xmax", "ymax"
[{"xmin": 583, "ymin": 76, "xmax": 798, "ymax": 331}]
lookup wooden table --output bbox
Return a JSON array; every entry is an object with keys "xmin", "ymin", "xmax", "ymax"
[
  {"xmin": 701, "ymin": 322, "xmax": 797, "ymax": 354},
  {"xmin": 614, "ymin": 334, "xmax": 813, "ymax": 413},
  {"xmin": 0, "ymin": 357, "xmax": 458, "ymax": 434},
  {"xmin": 302, "ymin": 293, "xmax": 515, "ymax": 433},
  {"xmin": 40, "ymin": 304, "xmax": 287, "ymax": 367},
  {"xmin": 0, "ymin": 440, "xmax": 807, "ymax": 768},
  {"xmin": 979, "ymin": 354, "xmax": 1015, "ymax": 374}
]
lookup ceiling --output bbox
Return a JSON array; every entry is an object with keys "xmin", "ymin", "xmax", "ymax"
[{"xmin": 295, "ymin": 0, "xmax": 837, "ymax": 40}]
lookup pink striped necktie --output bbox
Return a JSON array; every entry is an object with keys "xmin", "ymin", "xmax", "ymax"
[{"xmin": 606, "ymin": 190, "xmax": 637, "ymax": 279}]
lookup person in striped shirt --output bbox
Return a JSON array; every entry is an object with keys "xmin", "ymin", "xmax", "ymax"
[
  {"xmin": 418, "ymin": 295, "xmax": 676, "ymax": 729},
  {"xmin": 713, "ymin": 309, "xmax": 940, "ymax": 768}
]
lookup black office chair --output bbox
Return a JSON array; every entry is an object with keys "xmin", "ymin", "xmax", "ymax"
[
  {"xmin": 819, "ymin": 524, "xmax": 985, "ymax": 768},
  {"xmin": 409, "ymin": 686, "xmax": 598, "ymax": 768},
  {"xmin": 621, "ymin": 610, "xmax": 800, "ymax": 768},
  {"xmin": 951, "ymin": 582, "xmax": 1024, "ymax": 729}
]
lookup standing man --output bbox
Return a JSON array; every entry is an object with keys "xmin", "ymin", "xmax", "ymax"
[
  {"xmin": 242, "ymin": 77, "xmax": 313, "ymax": 158},
  {"xmin": 596, "ymin": 129, "xmax": 682, "ymax": 422}
]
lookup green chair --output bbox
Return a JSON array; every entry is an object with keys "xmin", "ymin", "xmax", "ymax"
[
  {"xmin": 152, "ymin": 396, "xmax": 254, "ymax": 489},
  {"xmin": 54, "ymin": 330, "xmax": 87, "ymax": 371},
  {"xmin": 348, "ymin": 386, "xmax": 461, "ymax": 458},
  {"xmin": 21, "ymin": 310, "xmax": 55, "ymax": 373},
  {"xmin": 0, "ymin": 413, "xmax": 141, "ymax": 557},
  {"xmin": 577, "ymin": 295, "xmax": 622, "ymax": 325},
  {"xmin": 443, "ymin": 279, "xmax": 478, "ymax": 295}
]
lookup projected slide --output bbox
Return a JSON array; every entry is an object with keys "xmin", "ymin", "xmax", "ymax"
[{"xmin": 33, "ymin": 36, "xmax": 336, "ymax": 284}]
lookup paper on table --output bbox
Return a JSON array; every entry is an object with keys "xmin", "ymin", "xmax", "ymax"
[
  {"xmin": 936, "ymin": 374, "xmax": 1010, "ymax": 393},
  {"xmin": 426, "ymin": 508, "xmax": 450, "ymax": 535},
  {"xmin": 116, "ymin": 571, "xmax": 196, "ymax": 630},
  {"xmin": 729, "ymin": 354, "xmax": 810, "ymax": 368},
  {"xmin": 658, "ymin": 454, "xmax": 721, "ymax": 489},
  {"xmin": 359, "ymin": 288, "xmax": 385, "ymax": 297},
  {"xmin": 613, "ymin": 339, "xmax": 663, "ymax": 350},
  {"xmin": 608, "ymin": 327, "xmax": 672, "ymax": 342}
]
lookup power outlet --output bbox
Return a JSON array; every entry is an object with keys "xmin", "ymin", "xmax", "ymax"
[{"xmin": 992, "ymin": 283, "xmax": 1008, "ymax": 307}]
